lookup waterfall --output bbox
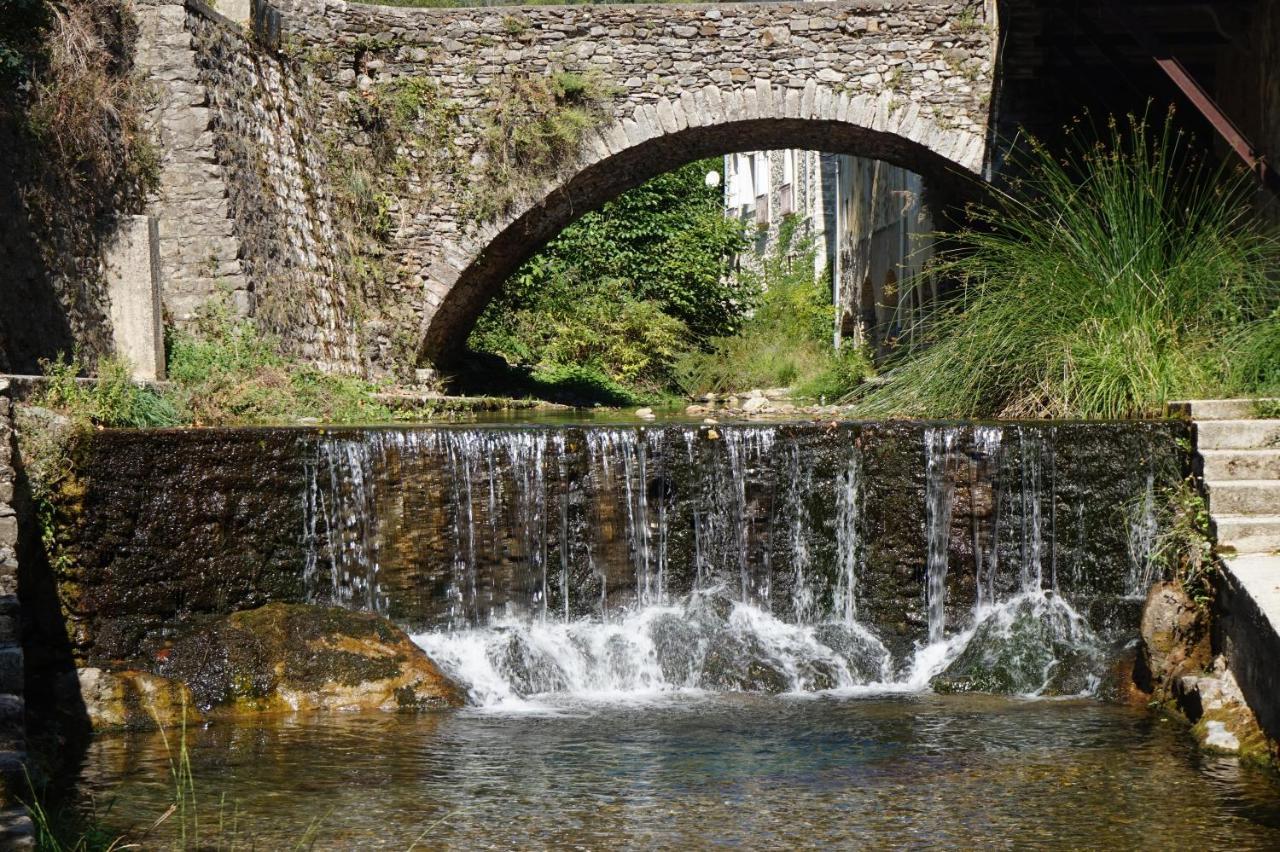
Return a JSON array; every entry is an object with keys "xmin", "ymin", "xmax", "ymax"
[
  {"xmin": 972, "ymin": 426, "xmax": 1003, "ymax": 609},
  {"xmin": 832, "ymin": 445, "xmax": 864, "ymax": 624},
  {"xmin": 299, "ymin": 420, "xmax": 1139, "ymax": 706},
  {"xmin": 1125, "ymin": 464, "xmax": 1159, "ymax": 598},
  {"xmin": 924, "ymin": 427, "xmax": 959, "ymax": 643},
  {"xmin": 783, "ymin": 442, "xmax": 816, "ymax": 623}
]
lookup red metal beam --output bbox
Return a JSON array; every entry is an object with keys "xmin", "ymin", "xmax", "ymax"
[
  {"xmin": 1101, "ymin": 5, "xmax": 1280, "ymax": 196},
  {"xmin": 1153, "ymin": 55, "xmax": 1279, "ymax": 193}
]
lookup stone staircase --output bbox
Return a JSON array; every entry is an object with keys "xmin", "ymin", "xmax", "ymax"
[{"xmin": 1173, "ymin": 399, "xmax": 1280, "ymax": 557}]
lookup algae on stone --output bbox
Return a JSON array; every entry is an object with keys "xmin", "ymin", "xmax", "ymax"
[{"xmin": 151, "ymin": 602, "xmax": 465, "ymax": 715}]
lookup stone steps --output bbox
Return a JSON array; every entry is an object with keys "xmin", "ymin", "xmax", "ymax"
[
  {"xmin": 1195, "ymin": 419, "xmax": 1280, "ymax": 451},
  {"xmin": 1215, "ymin": 515, "xmax": 1280, "ymax": 556},
  {"xmin": 1206, "ymin": 480, "xmax": 1280, "ymax": 516},
  {"xmin": 1201, "ymin": 449, "xmax": 1280, "ymax": 481},
  {"xmin": 1170, "ymin": 398, "xmax": 1280, "ymax": 420}
]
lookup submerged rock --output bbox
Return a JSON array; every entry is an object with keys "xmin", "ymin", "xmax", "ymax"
[
  {"xmin": 152, "ymin": 603, "xmax": 465, "ymax": 714},
  {"xmin": 931, "ymin": 593, "xmax": 1104, "ymax": 696},
  {"xmin": 646, "ymin": 612, "xmax": 705, "ymax": 685}
]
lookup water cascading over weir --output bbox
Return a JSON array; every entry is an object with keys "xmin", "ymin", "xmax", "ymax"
[
  {"xmin": 42, "ymin": 419, "xmax": 1191, "ymax": 711},
  {"xmin": 278, "ymin": 420, "xmax": 1185, "ymax": 705}
]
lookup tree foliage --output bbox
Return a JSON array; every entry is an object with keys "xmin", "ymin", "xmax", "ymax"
[{"xmin": 468, "ymin": 157, "xmax": 753, "ymax": 395}]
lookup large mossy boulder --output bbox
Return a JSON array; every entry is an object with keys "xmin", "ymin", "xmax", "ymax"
[
  {"xmin": 149, "ymin": 603, "xmax": 465, "ymax": 714},
  {"xmin": 931, "ymin": 592, "xmax": 1105, "ymax": 696}
]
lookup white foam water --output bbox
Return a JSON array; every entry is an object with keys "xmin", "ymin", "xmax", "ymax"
[{"xmin": 411, "ymin": 588, "xmax": 1101, "ymax": 710}]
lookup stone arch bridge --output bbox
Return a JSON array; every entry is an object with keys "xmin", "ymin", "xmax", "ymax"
[{"xmin": 143, "ymin": 0, "xmax": 996, "ymax": 371}]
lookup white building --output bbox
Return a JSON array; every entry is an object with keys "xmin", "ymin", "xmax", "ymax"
[{"xmin": 724, "ymin": 149, "xmax": 935, "ymax": 355}]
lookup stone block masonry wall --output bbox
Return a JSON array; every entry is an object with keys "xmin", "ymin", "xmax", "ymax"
[
  {"xmin": 0, "ymin": 380, "xmax": 32, "ymax": 847},
  {"xmin": 136, "ymin": 0, "xmax": 253, "ymax": 324},
  {"xmin": 135, "ymin": 0, "xmax": 361, "ymax": 371},
  {"xmin": 271, "ymin": 0, "xmax": 996, "ymax": 363}
]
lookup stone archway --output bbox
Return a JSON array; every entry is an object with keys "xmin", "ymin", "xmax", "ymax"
[{"xmin": 417, "ymin": 84, "xmax": 986, "ymax": 364}]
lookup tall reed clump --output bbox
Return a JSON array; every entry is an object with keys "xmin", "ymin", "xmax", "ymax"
[{"xmin": 856, "ymin": 110, "xmax": 1280, "ymax": 419}]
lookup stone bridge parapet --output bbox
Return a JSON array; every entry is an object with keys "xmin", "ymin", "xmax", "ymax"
[{"xmin": 137, "ymin": 0, "xmax": 996, "ymax": 370}]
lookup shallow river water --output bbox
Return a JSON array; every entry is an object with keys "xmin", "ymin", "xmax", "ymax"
[{"xmin": 73, "ymin": 692, "xmax": 1280, "ymax": 850}]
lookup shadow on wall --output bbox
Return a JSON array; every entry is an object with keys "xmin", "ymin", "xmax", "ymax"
[
  {"xmin": 0, "ymin": 122, "xmax": 78, "ymax": 375},
  {"xmin": 9, "ymin": 431, "xmax": 92, "ymax": 786}
]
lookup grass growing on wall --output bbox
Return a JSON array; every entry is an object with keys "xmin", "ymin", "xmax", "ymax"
[
  {"xmin": 35, "ymin": 300, "xmax": 395, "ymax": 428},
  {"xmin": 855, "ymin": 110, "xmax": 1280, "ymax": 419},
  {"xmin": 466, "ymin": 70, "xmax": 615, "ymax": 220}
]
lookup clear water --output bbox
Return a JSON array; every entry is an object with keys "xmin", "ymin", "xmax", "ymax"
[{"xmin": 74, "ymin": 694, "xmax": 1280, "ymax": 849}]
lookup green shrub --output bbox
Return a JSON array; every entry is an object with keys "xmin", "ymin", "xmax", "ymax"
[
  {"xmin": 856, "ymin": 111, "xmax": 1280, "ymax": 419},
  {"xmin": 677, "ymin": 215, "xmax": 871, "ymax": 399},
  {"xmin": 36, "ymin": 353, "xmax": 181, "ymax": 428},
  {"xmin": 166, "ymin": 300, "xmax": 394, "ymax": 426},
  {"xmin": 471, "ymin": 274, "xmax": 689, "ymax": 398}
]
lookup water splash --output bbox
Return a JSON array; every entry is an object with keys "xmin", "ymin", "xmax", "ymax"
[{"xmin": 414, "ymin": 590, "xmax": 894, "ymax": 708}]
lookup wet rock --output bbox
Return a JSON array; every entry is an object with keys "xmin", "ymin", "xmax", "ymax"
[
  {"xmin": 647, "ymin": 613, "xmax": 705, "ymax": 685},
  {"xmin": 488, "ymin": 631, "xmax": 568, "ymax": 696},
  {"xmin": 154, "ymin": 603, "xmax": 465, "ymax": 714},
  {"xmin": 1133, "ymin": 581, "xmax": 1211, "ymax": 698},
  {"xmin": 742, "ymin": 397, "xmax": 770, "ymax": 413},
  {"xmin": 76, "ymin": 667, "xmax": 201, "ymax": 731},
  {"xmin": 1174, "ymin": 657, "xmax": 1276, "ymax": 766},
  {"xmin": 812, "ymin": 623, "xmax": 891, "ymax": 683},
  {"xmin": 700, "ymin": 631, "xmax": 789, "ymax": 693},
  {"xmin": 931, "ymin": 593, "xmax": 1104, "ymax": 696}
]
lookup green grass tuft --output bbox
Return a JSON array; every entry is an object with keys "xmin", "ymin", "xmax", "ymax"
[
  {"xmin": 677, "ymin": 215, "xmax": 873, "ymax": 399},
  {"xmin": 855, "ymin": 110, "xmax": 1280, "ymax": 420}
]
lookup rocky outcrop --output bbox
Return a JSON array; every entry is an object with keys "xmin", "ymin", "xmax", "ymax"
[
  {"xmin": 1134, "ymin": 581, "xmax": 1212, "ymax": 696},
  {"xmin": 148, "ymin": 603, "xmax": 465, "ymax": 716},
  {"xmin": 1134, "ymin": 578, "xmax": 1277, "ymax": 767}
]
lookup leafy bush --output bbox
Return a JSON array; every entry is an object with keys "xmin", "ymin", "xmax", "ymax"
[
  {"xmin": 471, "ymin": 274, "xmax": 689, "ymax": 398},
  {"xmin": 1150, "ymin": 479, "xmax": 1217, "ymax": 609},
  {"xmin": 496, "ymin": 158, "xmax": 752, "ymax": 341},
  {"xmin": 856, "ymin": 111, "xmax": 1280, "ymax": 419},
  {"xmin": 468, "ymin": 158, "xmax": 751, "ymax": 400},
  {"xmin": 677, "ymin": 215, "xmax": 872, "ymax": 399}
]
